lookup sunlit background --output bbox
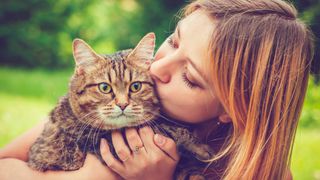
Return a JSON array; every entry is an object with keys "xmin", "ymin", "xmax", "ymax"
[{"xmin": 0, "ymin": 0, "xmax": 319, "ymax": 179}]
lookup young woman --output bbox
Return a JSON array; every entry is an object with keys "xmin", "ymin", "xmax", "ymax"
[{"xmin": 0, "ymin": 0, "xmax": 313, "ymax": 179}]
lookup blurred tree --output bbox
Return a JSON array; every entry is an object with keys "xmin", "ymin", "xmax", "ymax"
[
  {"xmin": 0, "ymin": 0, "xmax": 319, "ymax": 80},
  {"xmin": 0, "ymin": 0, "xmax": 90, "ymax": 68},
  {"xmin": 0, "ymin": 0, "xmax": 185, "ymax": 69},
  {"xmin": 293, "ymin": 0, "xmax": 320, "ymax": 81}
]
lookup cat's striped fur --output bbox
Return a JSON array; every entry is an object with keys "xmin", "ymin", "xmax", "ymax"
[{"xmin": 28, "ymin": 33, "xmax": 213, "ymax": 179}]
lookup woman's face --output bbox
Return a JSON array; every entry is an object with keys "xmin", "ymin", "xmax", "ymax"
[{"xmin": 150, "ymin": 10, "xmax": 224, "ymax": 124}]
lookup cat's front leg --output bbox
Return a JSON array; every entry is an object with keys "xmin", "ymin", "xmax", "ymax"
[
  {"xmin": 175, "ymin": 166, "xmax": 207, "ymax": 180},
  {"xmin": 28, "ymin": 124, "xmax": 85, "ymax": 171},
  {"xmin": 158, "ymin": 124, "xmax": 214, "ymax": 161}
]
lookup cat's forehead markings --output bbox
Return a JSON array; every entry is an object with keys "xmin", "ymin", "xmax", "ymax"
[{"xmin": 102, "ymin": 49, "xmax": 131, "ymax": 62}]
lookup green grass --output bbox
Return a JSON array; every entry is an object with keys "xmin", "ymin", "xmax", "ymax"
[
  {"xmin": 0, "ymin": 93, "xmax": 53, "ymax": 146},
  {"xmin": 0, "ymin": 66, "xmax": 72, "ymax": 103},
  {"xmin": 0, "ymin": 67, "xmax": 319, "ymax": 179},
  {"xmin": 0, "ymin": 67, "xmax": 73, "ymax": 147},
  {"xmin": 292, "ymin": 129, "xmax": 320, "ymax": 180}
]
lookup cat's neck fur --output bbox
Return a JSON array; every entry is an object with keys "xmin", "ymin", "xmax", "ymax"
[{"xmin": 49, "ymin": 95, "xmax": 86, "ymax": 131}]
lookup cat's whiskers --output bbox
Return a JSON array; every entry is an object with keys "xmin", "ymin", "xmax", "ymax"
[
  {"xmin": 78, "ymin": 110, "xmax": 101, "ymax": 124},
  {"xmin": 76, "ymin": 111, "xmax": 100, "ymax": 142},
  {"xmin": 135, "ymin": 111, "xmax": 169, "ymax": 137},
  {"xmin": 76, "ymin": 120, "xmax": 93, "ymax": 143},
  {"xmin": 92, "ymin": 120, "xmax": 104, "ymax": 157},
  {"xmin": 91, "ymin": 113, "xmax": 103, "ymax": 153},
  {"xmin": 101, "ymin": 107, "xmax": 113, "ymax": 111},
  {"xmin": 82, "ymin": 117, "xmax": 99, "ymax": 153},
  {"xmin": 131, "ymin": 108, "xmax": 141, "ymax": 111},
  {"xmin": 102, "ymin": 112, "xmax": 112, "ymax": 116},
  {"xmin": 143, "ymin": 109, "xmax": 189, "ymax": 128},
  {"xmin": 75, "ymin": 112, "xmax": 103, "ymax": 145},
  {"xmin": 208, "ymin": 137, "xmax": 226, "ymax": 142},
  {"xmin": 131, "ymin": 106, "xmax": 142, "ymax": 110},
  {"xmin": 146, "ymin": 120, "xmax": 170, "ymax": 138},
  {"xmin": 74, "ymin": 118, "xmax": 94, "ymax": 142}
]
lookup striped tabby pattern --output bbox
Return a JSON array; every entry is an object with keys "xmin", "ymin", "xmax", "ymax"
[
  {"xmin": 28, "ymin": 33, "xmax": 213, "ymax": 180},
  {"xmin": 28, "ymin": 33, "xmax": 160, "ymax": 171}
]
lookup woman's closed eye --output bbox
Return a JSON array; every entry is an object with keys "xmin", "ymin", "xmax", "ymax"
[
  {"xmin": 182, "ymin": 68, "xmax": 198, "ymax": 89},
  {"xmin": 166, "ymin": 34, "xmax": 201, "ymax": 89}
]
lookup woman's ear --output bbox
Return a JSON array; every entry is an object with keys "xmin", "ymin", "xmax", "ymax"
[{"xmin": 218, "ymin": 113, "xmax": 232, "ymax": 123}]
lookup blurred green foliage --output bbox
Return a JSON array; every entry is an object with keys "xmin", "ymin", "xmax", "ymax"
[
  {"xmin": 293, "ymin": 0, "xmax": 320, "ymax": 81},
  {"xmin": 300, "ymin": 77, "xmax": 320, "ymax": 128},
  {"xmin": 0, "ymin": 0, "xmax": 184, "ymax": 68},
  {"xmin": 0, "ymin": 0, "xmax": 319, "ymax": 77}
]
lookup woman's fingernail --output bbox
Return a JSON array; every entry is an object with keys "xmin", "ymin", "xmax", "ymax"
[{"xmin": 154, "ymin": 134, "xmax": 166, "ymax": 146}]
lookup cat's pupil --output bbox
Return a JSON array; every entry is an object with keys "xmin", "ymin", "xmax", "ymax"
[{"xmin": 131, "ymin": 82, "xmax": 141, "ymax": 92}]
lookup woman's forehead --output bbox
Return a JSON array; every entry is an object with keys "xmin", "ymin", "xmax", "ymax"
[{"xmin": 179, "ymin": 10, "xmax": 216, "ymax": 85}]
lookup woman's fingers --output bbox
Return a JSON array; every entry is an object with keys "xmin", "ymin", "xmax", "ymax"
[
  {"xmin": 100, "ymin": 127, "xmax": 179, "ymax": 180},
  {"xmin": 111, "ymin": 130, "xmax": 131, "ymax": 162},
  {"xmin": 138, "ymin": 126, "xmax": 157, "ymax": 152},
  {"xmin": 100, "ymin": 139, "xmax": 125, "ymax": 175},
  {"xmin": 125, "ymin": 128, "xmax": 146, "ymax": 155},
  {"xmin": 154, "ymin": 134, "xmax": 180, "ymax": 162},
  {"xmin": 139, "ymin": 126, "xmax": 179, "ymax": 164}
]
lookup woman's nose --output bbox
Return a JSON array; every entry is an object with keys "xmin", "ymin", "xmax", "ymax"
[{"xmin": 150, "ymin": 56, "xmax": 174, "ymax": 83}]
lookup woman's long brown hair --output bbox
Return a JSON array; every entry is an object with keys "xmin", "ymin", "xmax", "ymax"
[{"xmin": 183, "ymin": 0, "xmax": 314, "ymax": 179}]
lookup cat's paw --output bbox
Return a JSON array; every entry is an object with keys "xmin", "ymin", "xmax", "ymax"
[
  {"xmin": 28, "ymin": 161, "xmax": 47, "ymax": 172},
  {"xmin": 189, "ymin": 173, "xmax": 206, "ymax": 180},
  {"xmin": 194, "ymin": 144, "xmax": 214, "ymax": 161}
]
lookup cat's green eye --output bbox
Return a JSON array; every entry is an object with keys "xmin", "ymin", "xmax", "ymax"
[
  {"xmin": 130, "ymin": 82, "xmax": 142, "ymax": 92},
  {"xmin": 98, "ymin": 83, "xmax": 112, "ymax": 94}
]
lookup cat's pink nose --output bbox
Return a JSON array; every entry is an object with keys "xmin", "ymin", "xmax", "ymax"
[{"xmin": 117, "ymin": 103, "xmax": 128, "ymax": 111}]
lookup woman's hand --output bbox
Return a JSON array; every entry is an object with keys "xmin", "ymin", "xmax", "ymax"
[
  {"xmin": 100, "ymin": 126, "xmax": 180, "ymax": 180},
  {"xmin": 77, "ymin": 154, "xmax": 123, "ymax": 180}
]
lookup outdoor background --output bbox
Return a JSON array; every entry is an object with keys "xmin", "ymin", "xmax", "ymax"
[{"xmin": 0, "ymin": 0, "xmax": 319, "ymax": 179}]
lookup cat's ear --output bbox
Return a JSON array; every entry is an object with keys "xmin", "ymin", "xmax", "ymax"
[
  {"xmin": 128, "ymin": 32, "xmax": 155, "ymax": 69},
  {"xmin": 72, "ymin": 39, "xmax": 103, "ymax": 74}
]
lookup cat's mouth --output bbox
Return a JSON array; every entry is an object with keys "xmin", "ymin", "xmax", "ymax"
[
  {"xmin": 113, "ymin": 111, "xmax": 135, "ymax": 118},
  {"xmin": 102, "ymin": 112, "xmax": 139, "ymax": 128},
  {"xmin": 100, "ymin": 112, "xmax": 154, "ymax": 129}
]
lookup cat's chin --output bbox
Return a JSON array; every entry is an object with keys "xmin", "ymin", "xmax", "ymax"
[{"xmin": 99, "ymin": 114, "xmax": 155, "ymax": 130}]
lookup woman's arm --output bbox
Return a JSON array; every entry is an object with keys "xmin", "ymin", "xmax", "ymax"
[
  {"xmin": 0, "ymin": 158, "xmax": 75, "ymax": 180},
  {"xmin": 0, "ymin": 119, "xmax": 124, "ymax": 180},
  {"xmin": 0, "ymin": 120, "xmax": 46, "ymax": 161},
  {"xmin": 0, "ymin": 155, "xmax": 122, "ymax": 180}
]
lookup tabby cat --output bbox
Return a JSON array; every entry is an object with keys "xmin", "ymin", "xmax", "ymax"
[{"xmin": 28, "ymin": 33, "xmax": 213, "ymax": 179}]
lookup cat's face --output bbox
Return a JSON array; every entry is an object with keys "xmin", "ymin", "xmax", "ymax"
[{"xmin": 69, "ymin": 33, "xmax": 159, "ymax": 130}]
